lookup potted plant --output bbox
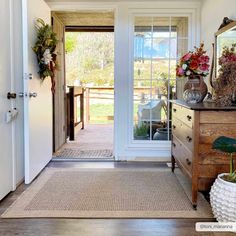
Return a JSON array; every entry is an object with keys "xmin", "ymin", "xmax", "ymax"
[
  {"xmin": 210, "ymin": 136, "xmax": 236, "ymax": 222},
  {"xmin": 134, "ymin": 123, "xmax": 149, "ymax": 140}
]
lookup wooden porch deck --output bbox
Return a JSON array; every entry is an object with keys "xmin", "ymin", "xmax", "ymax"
[{"xmin": 53, "ymin": 124, "xmax": 113, "ymax": 160}]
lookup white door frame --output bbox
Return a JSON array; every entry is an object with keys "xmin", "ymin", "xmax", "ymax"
[
  {"xmin": 48, "ymin": 1, "xmax": 201, "ymax": 161},
  {"xmin": 48, "ymin": 2, "xmax": 119, "ymax": 159}
]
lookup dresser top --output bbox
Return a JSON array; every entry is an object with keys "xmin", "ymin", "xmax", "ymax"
[{"xmin": 170, "ymin": 100, "xmax": 236, "ymax": 110}]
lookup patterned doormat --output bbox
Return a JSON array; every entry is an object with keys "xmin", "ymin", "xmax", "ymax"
[{"xmin": 53, "ymin": 148, "xmax": 114, "ymax": 160}]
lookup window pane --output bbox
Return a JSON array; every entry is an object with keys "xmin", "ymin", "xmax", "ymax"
[{"xmin": 133, "ymin": 16, "xmax": 188, "ymax": 141}]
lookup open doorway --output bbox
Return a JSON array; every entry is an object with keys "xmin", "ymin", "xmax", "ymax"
[{"xmin": 52, "ymin": 11, "xmax": 115, "ymax": 161}]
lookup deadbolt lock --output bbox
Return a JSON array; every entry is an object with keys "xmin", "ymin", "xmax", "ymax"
[{"xmin": 7, "ymin": 92, "xmax": 17, "ymax": 99}]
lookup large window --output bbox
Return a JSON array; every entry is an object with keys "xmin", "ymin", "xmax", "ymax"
[{"xmin": 133, "ymin": 16, "xmax": 188, "ymax": 141}]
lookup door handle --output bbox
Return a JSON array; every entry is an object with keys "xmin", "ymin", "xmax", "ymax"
[
  {"xmin": 7, "ymin": 92, "xmax": 16, "ymax": 99},
  {"xmin": 29, "ymin": 92, "xmax": 37, "ymax": 98}
]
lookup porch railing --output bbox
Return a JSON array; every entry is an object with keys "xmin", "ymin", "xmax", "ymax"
[
  {"xmin": 85, "ymin": 87, "xmax": 114, "ymax": 123},
  {"xmin": 84, "ymin": 86, "xmax": 161, "ymax": 124}
]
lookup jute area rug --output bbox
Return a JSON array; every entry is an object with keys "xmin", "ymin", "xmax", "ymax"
[{"xmin": 2, "ymin": 168, "xmax": 213, "ymax": 218}]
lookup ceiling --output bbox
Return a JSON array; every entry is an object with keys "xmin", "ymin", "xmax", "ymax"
[{"xmin": 53, "ymin": 11, "xmax": 114, "ymax": 26}]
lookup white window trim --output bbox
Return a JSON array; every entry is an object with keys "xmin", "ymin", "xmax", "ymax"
[{"xmin": 124, "ymin": 8, "xmax": 200, "ymax": 160}]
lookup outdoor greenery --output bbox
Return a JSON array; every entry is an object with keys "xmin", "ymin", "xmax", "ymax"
[
  {"xmin": 65, "ymin": 32, "xmax": 114, "ymax": 86},
  {"xmin": 133, "ymin": 123, "xmax": 149, "ymax": 138},
  {"xmin": 65, "ymin": 32, "xmax": 177, "ymax": 87},
  {"xmin": 65, "ymin": 32, "xmax": 178, "ymax": 123}
]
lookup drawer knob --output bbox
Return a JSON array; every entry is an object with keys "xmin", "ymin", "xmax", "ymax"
[
  {"xmin": 186, "ymin": 136, "xmax": 192, "ymax": 142},
  {"xmin": 173, "ymin": 108, "xmax": 177, "ymax": 112},
  {"xmin": 172, "ymin": 142, "xmax": 176, "ymax": 147},
  {"xmin": 173, "ymin": 125, "xmax": 176, "ymax": 129},
  {"xmin": 187, "ymin": 115, "xmax": 192, "ymax": 121},
  {"xmin": 186, "ymin": 158, "xmax": 191, "ymax": 165}
]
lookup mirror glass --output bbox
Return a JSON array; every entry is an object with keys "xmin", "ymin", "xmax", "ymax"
[{"xmin": 216, "ymin": 22, "xmax": 236, "ymax": 75}]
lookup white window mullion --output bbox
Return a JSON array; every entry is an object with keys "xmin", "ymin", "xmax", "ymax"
[
  {"xmin": 167, "ymin": 16, "xmax": 171, "ymax": 141},
  {"xmin": 149, "ymin": 17, "xmax": 154, "ymax": 140}
]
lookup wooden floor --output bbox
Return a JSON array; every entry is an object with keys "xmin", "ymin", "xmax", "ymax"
[
  {"xmin": 0, "ymin": 161, "xmax": 234, "ymax": 236},
  {"xmin": 63, "ymin": 124, "xmax": 113, "ymax": 150}
]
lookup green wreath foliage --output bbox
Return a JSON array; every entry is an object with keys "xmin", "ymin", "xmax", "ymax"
[{"xmin": 32, "ymin": 18, "xmax": 58, "ymax": 80}]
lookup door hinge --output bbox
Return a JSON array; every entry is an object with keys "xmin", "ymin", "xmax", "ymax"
[{"xmin": 24, "ymin": 73, "xmax": 33, "ymax": 80}]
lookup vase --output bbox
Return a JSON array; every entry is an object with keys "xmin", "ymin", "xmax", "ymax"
[
  {"xmin": 153, "ymin": 128, "xmax": 171, "ymax": 140},
  {"xmin": 210, "ymin": 173, "xmax": 236, "ymax": 222},
  {"xmin": 183, "ymin": 75, "xmax": 208, "ymax": 103}
]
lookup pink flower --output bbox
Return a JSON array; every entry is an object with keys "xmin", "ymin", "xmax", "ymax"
[
  {"xmin": 176, "ymin": 67, "xmax": 184, "ymax": 76},
  {"xmin": 199, "ymin": 55, "xmax": 209, "ymax": 63},
  {"xmin": 182, "ymin": 53, "xmax": 192, "ymax": 61},
  {"xmin": 232, "ymin": 55, "xmax": 236, "ymax": 61},
  {"xmin": 199, "ymin": 63, "xmax": 210, "ymax": 72}
]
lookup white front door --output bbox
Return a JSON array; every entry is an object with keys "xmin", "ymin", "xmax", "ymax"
[
  {"xmin": 0, "ymin": 0, "xmax": 15, "ymax": 200},
  {"xmin": 22, "ymin": 0, "xmax": 52, "ymax": 184}
]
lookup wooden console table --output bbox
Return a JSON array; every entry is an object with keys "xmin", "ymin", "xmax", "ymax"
[{"xmin": 170, "ymin": 100, "xmax": 236, "ymax": 208}]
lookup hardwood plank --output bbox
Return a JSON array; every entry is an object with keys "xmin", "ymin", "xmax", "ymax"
[
  {"xmin": 200, "ymin": 111, "xmax": 236, "ymax": 124},
  {"xmin": 198, "ymin": 164, "xmax": 232, "ymax": 178},
  {"xmin": 198, "ymin": 144, "xmax": 236, "ymax": 165},
  {"xmin": 199, "ymin": 124, "xmax": 236, "ymax": 143}
]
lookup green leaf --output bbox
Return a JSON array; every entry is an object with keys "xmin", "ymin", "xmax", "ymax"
[{"xmin": 212, "ymin": 136, "xmax": 236, "ymax": 153}]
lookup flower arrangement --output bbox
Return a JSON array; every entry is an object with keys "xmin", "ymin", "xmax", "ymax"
[
  {"xmin": 214, "ymin": 45, "xmax": 236, "ymax": 106},
  {"xmin": 176, "ymin": 43, "xmax": 210, "ymax": 78},
  {"xmin": 32, "ymin": 18, "xmax": 58, "ymax": 93}
]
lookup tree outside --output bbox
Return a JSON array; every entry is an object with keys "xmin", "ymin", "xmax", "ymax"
[
  {"xmin": 65, "ymin": 32, "xmax": 114, "ymax": 87},
  {"xmin": 65, "ymin": 32, "xmax": 114, "ymax": 124}
]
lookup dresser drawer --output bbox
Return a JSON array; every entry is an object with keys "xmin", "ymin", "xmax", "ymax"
[
  {"xmin": 172, "ymin": 104, "xmax": 194, "ymax": 128},
  {"xmin": 172, "ymin": 136, "xmax": 193, "ymax": 176},
  {"xmin": 172, "ymin": 119, "xmax": 193, "ymax": 152},
  {"xmin": 180, "ymin": 106, "xmax": 194, "ymax": 128},
  {"xmin": 172, "ymin": 104, "xmax": 182, "ymax": 120}
]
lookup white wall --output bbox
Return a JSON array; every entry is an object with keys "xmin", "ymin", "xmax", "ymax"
[{"xmin": 201, "ymin": 0, "xmax": 236, "ymax": 77}]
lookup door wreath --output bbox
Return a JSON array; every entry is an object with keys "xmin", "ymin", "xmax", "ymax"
[{"xmin": 32, "ymin": 18, "xmax": 58, "ymax": 93}]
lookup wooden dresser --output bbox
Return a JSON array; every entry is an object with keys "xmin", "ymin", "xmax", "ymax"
[{"xmin": 171, "ymin": 100, "xmax": 236, "ymax": 208}]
